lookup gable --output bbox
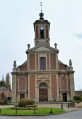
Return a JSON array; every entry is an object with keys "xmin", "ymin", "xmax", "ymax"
[
  {"xmin": 33, "ymin": 46, "xmax": 52, "ymax": 52},
  {"xmin": 26, "ymin": 45, "xmax": 59, "ymax": 53}
]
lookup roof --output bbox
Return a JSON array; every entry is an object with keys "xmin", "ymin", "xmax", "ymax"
[
  {"xmin": 18, "ymin": 60, "xmax": 27, "ymax": 68},
  {"xmin": 0, "ymin": 87, "xmax": 8, "ymax": 90},
  {"xmin": 0, "ymin": 90, "xmax": 12, "ymax": 97}
]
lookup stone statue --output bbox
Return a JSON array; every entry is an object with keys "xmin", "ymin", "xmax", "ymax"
[
  {"xmin": 13, "ymin": 61, "xmax": 16, "ymax": 68},
  {"xmin": 54, "ymin": 43, "xmax": 57, "ymax": 49},
  {"xmin": 27, "ymin": 44, "xmax": 30, "ymax": 49},
  {"xmin": 69, "ymin": 59, "xmax": 72, "ymax": 67}
]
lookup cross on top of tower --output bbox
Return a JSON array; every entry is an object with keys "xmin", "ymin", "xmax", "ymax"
[
  {"xmin": 39, "ymin": 2, "xmax": 44, "ymax": 19},
  {"xmin": 40, "ymin": 2, "xmax": 42, "ymax": 13}
]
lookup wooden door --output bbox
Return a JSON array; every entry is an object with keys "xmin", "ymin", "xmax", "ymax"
[
  {"xmin": 62, "ymin": 93, "xmax": 67, "ymax": 102},
  {"xmin": 39, "ymin": 89, "xmax": 48, "ymax": 102},
  {"xmin": 20, "ymin": 94, "xmax": 25, "ymax": 100}
]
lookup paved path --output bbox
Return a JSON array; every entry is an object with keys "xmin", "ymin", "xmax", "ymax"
[{"xmin": 0, "ymin": 108, "xmax": 82, "ymax": 119}]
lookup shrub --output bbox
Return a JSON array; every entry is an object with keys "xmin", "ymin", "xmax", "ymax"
[
  {"xmin": 73, "ymin": 95, "xmax": 82, "ymax": 101},
  {"xmin": 0, "ymin": 100, "xmax": 5, "ymax": 105},
  {"xmin": 18, "ymin": 98, "xmax": 35, "ymax": 107},
  {"xmin": 13, "ymin": 105, "xmax": 39, "ymax": 110},
  {"xmin": 14, "ymin": 103, "xmax": 19, "ymax": 107}
]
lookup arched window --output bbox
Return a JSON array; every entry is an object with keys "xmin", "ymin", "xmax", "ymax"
[
  {"xmin": 39, "ymin": 82, "xmax": 47, "ymax": 87},
  {"xmin": 40, "ymin": 27, "xmax": 44, "ymax": 38}
]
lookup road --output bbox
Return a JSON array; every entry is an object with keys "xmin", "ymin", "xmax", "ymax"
[{"xmin": 0, "ymin": 109, "xmax": 82, "ymax": 119}]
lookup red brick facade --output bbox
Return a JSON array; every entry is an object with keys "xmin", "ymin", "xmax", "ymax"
[
  {"xmin": 16, "ymin": 75, "xmax": 27, "ymax": 99},
  {"xmin": 35, "ymin": 26, "xmax": 38, "ymax": 38},
  {"xmin": 30, "ymin": 75, "xmax": 35, "ymax": 98},
  {"xmin": 20, "ymin": 64, "xmax": 27, "ymax": 71},
  {"xmin": 29, "ymin": 54, "xmax": 35, "ymax": 70},
  {"xmin": 58, "ymin": 63, "xmax": 66, "ymax": 70},
  {"xmin": 51, "ymin": 74, "xmax": 57, "ymax": 98},
  {"xmin": 50, "ymin": 53, "xmax": 56, "ymax": 69}
]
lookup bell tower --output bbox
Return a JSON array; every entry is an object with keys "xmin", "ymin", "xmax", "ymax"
[{"xmin": 34, "ymin": 3, "xmax": 50, "ymax": 47}]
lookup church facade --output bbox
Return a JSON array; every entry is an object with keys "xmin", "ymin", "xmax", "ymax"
[{"xmin": 12, "ymin": 11, "xmax": 75, "ymax": 103}]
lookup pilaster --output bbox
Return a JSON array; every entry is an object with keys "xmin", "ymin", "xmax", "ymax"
[
  {"xmin": 12, "ymin": 74, "xmax": 16, "ymax": 103},
  {"xmin": 56, "ymin": 74, "xmax": 59, "ymax": 101},
  {"xmin": 28, "ymin": 74, "xmax": 30, "ymax": 98},
  {"xmin": 69, "ymin": 73, "xmax": 75, "ymax": 100}
]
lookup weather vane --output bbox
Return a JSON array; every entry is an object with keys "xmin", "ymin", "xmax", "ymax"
[{"xmin": 40, "ymin": 2, "xmax": 42, "ymax": 12}]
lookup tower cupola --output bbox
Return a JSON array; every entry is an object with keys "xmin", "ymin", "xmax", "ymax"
[{"xmin": 34, "ymin": 3, "xmax": 50, "ymax": 47}]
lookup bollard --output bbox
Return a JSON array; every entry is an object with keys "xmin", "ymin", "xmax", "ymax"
[
  {"xmin": 61, "ymin": 103, "xmax": 63, "ymax": 109},
  {"xmin": 68, "ymin": 102, "xmax": 70, "ymax": 108},
  {"xmin": 50, "ymin": 108, "xmax": 53, "ymax": 114},
  {"xmin": 16, "ymin": 109, "xmax": 17, "ymax": 114},
  {"xmin": 34, "ymin": 105, "xmax": 36, "ymax": 114}
]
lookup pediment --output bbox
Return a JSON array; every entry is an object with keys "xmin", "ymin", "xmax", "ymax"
[
  {"xmin": 33, "ymin": 46, "xmax": 52, "ymax": 52},
  {"xmin": 26, "ymin": 45, "xmax": 59, "ymax": 53}
]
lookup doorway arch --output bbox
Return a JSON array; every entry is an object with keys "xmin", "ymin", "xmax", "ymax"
[{"xmin": 39, "ymin": 82, "xmax": 48, "ymax": 102}]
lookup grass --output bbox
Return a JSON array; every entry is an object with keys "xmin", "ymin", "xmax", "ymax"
[{"xmin": 0, "ymin": 107, "xmax": 65, "ymax": 115}]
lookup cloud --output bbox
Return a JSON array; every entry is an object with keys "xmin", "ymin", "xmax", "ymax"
[{"xmin": 73, "ymin": 33, "xmax": 82, "ymax": 39}]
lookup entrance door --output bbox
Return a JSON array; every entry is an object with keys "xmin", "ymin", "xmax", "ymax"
[
  {"xmin": 39, "ymin": 89, "xmax": 48, "ymax": 102},
  {"xmin": 62, "ymin": 93, "xmax": 67, "ymax": 102},
  {"xmin": 20, "ymin": 94, "xmax": 25, "ymax": 100}
]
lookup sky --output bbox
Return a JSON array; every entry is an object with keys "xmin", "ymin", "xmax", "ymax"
[{"xmin": 0, "ymin": 0, "xmax": 82, "ymax": 90}]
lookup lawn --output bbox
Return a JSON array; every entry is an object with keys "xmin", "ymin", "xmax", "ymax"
[{"xmin": 0, "ymin": 107, "xmax": 65, "ymax": 115}]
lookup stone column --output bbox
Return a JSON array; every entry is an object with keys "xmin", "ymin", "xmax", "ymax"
[
  {"xmin": 56, "ymin": 74, "xmax": 59, "ymax": 101},
  {"xmin": 35, "ymin": 74, "xmax": 39, "ymax": 102},
  {"xmin": 12, "ymin": 74, "xmax": 16, "ymax": 103},
  {"xmin": 56, "ymin": 53, "xmax": 58, "ymax": 70},
  {"xmin": 27, "ymin": 53, "xmax": 30, "ymax": 71},
  {"xmin": 69, "ymin": 73, "xmax": 75, "ymax": 100},
  {"xmin": 49, "ymin": 74, "xmax": 52, "ymax": 101},
  {"xmin": 28, "ymin": 74, "xmax": 30, "ymax": 98}
]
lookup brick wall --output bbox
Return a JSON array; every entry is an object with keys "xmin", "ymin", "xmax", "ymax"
[
  {"xmin": 61, "ymin": 76, "xmax": 67, "ymax": 89},
  {"xmin": 16, "ymin": 75, "xmax": 27, "ymax": 90},
  {"xmin": 20, "ymin": 63, "xmax": 27, "ymax": 71},
  {"xmin": 36, "ymin": 26, "xmax": 38, "ymax": 38},
  {"xmin": 30, "ymin": 75, "xmax": 35, "ymax": 98},
  {"xmin": 29, "ymin": 54, "xmax": 35, "ymax": 70},
  {"xmin": 58, "ymin": 63, "xmax": 66, "ymax": 70},
  {"xmin": 50, "ymin": 53, "xmax": 56, "ymax": 70},
  {"xmin": 51, "ymin": 74, "xmax": 57, "ymax": 98},
  {"xmin": 46, "ymin": 25, "xmax": 48, "ymax": 38},
  {"xmin": 59, "ymin": 75, "xmax": 69, "ymax": 90}
]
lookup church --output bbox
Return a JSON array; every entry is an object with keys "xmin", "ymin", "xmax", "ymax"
[{"xmin": 12, "ymin": 9, "xmax": 75, "ymax": 103}]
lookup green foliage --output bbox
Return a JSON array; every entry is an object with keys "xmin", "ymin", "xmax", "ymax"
[
  {"xmin": 0, "ymin": 76, "xmax": 6, "ymax": 87},
  {"xmin": 0, "ymin": 73, "xmax": 11, "ymax": 90},
  {"xmin": 5, "ymin": 73, "xmax": 11, "ymax": 90},
  {"xmin": 7, "ymin": 100, "xmax": 11, "ymax": 104},
  {"xmin": 73, "ymin": 95, "xmax": 82, "ymax": 101},
  {"xmin": 14, "ymin": 103, "xmax": 19, "ymax": 107},
  {"xmin": 18, "ymin": 98, "xmax": 35, "ymax": 107},
  {"xmin": 0, "ymin": 100, "xmax": 5, "ymax": 105},
  {"xmin": 13, "ymin": 105, "xmax": 39, "ymax": 110}
]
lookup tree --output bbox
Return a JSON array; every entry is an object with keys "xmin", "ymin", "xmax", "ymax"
[
  {"xmin": 5, "ymin": 73, "xmax": 11, "ymax": 90},
  {"xmin": 0, "ymin": 76, "xmax": 6, "ymax": 87}
]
